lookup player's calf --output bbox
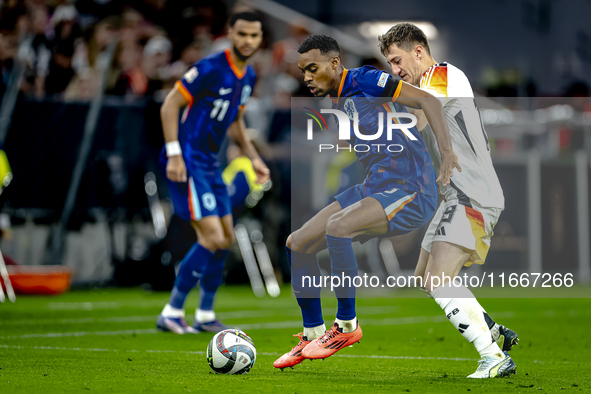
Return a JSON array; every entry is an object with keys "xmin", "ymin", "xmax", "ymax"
[{"xmin": 431, "ymin": 282, "xmax": 505, "ymax": 359}]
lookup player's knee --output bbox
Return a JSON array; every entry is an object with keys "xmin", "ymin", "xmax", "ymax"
[
  {"xmin": 325, "ymin": 213, "xmax": 349, "ymax": 238},
  {"xmin": 288, "ymin": 230, "xmax": 304, "ymax": 252},
  {"xmin": 288, "ymin": 230, "xmax": 316, "ymax": 254}
]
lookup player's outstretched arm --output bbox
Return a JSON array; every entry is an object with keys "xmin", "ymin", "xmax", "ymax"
[
  {"xmin": 395, "ymin": 82, "xmax": 462, "ymax": 186},
  {"xmin": 161, "ymin": 87, "xmax": 189, "ymax": 183},
  {"xmin": 227, "ymin": 110, "xmax": 270, "ymax": 184}
]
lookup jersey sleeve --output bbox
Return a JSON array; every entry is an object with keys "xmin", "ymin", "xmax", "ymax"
[
  {"xmin": 419, "ymin": 64, "xmax": 452, "ymax": 106},
  {"xmin": 175, "ymin": 59, "xmax": 215, "ymax": 106},
  {"xmin": 354, "ymin": 66, "xmax": 403, "ymax": 101}
]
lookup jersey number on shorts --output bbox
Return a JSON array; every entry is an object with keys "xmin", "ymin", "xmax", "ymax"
[
  {"xmin": 211, "ymin": 99, "xmax": 230, "ymax": 121},
  {"xmin": 441, "ymin": 205, "xmax": 457, "ymax": 223}
]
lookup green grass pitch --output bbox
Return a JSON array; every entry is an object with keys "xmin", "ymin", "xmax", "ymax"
[{"xmin": 1, "ymin": 285, "xmax": 590, "ymax": 393}]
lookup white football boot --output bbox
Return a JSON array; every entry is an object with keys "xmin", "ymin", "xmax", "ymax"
[{"xmin": 467, "ymin": 351, "xmax": 516, "ymax": 378}]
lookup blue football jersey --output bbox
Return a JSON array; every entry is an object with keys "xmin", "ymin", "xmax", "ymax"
[
  {"xmin": 174, "ymin": 49, "xmax": 256, "ymax": 169},
  {"xmin": 331, "ymin": 66, "xmax": 437, "ymax": 197}
]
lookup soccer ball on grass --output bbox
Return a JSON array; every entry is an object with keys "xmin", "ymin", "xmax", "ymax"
[{"xmin": 207, "ymin": 329, "xmax": 256, "ymax": 374}]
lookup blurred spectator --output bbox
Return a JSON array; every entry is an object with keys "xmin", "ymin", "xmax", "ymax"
[
  {"xmin": 0, "ymin": 4, "xmax": 24, "ymax": 98},
  {"xmin": 75, "ymin": 0, "xmax": 122, "ymax": 29},
  {"xmin": 105, "ymin": 40, "xmax": 147, "ymax": 97},
  {"xmin": 119, "ymin": 7, "xmax": 143, "ymax": 47},
  {"xmin": 65, "ymin": 15, "xmax": 117, "ymax": 100},
  {"xmin": 17, "ymin": 5, "xmax": 50, "ymax": 98},
  {"xmin": 75, "ymin": 16, "xmax": 118, "ymax": 72},
  {"xmin": 50, "ymin": 4, "xmax": 80, "ymax": 51},
  {"xmin": 169, "ymin": 40, "xmax": 203, "ymax": 81},
  {"xmin": 45, "ymin": 39, "xmax": 75, "ymax": 96},
  {"xmin": 271, "ymin": 21, "xmax": 310, "ymax": 99},
  {"xmin": 157, "ymin": 0, "xmax": 228, "ymax": 60},
  {"xmin": 0, "ymin": 1, "xmax": 29, "ymax": 42},
  {"xmin": 142, "ymin": 34, "xmax": 172, "ymax": 96},
  {"xmin": 44, "ymin": 4, "xmax": 80, "ymax": 97}
]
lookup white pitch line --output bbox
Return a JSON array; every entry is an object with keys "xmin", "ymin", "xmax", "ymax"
[
  {"xmin": 47, "ymin": 302, "xmax": 121, "ymax": 311},
  {"xmin": 0, "ymin": 306, "xmax": 403, "ymax": 326},
  {"xmin": 43, "ymin": 299, "xmax": 407, "ymax": 312},
  {"xmin": 0, "ymin": 344, "xmax": 475, "ymax": 362},
  {"xmin": 0, "ymin": 329, "xmax": 158, "ymax": 339},
  {"xmin": 0, "ymin": 344, "xmax": 576, "ymax": 365},
  {"xmin": 0, "ymin": 315, "xmax": 448, "ymax": 339},
  {"xmin": 0, "ymin": 312, "xmax": 519, "ymax": 339},
  {"xmin": 44, "ymin": 300, "xmax": 297, "ymax": 311}
]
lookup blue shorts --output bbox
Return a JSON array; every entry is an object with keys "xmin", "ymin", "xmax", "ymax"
[
  {"xmin": 161, "ymin": 158, "xmax": 231, "ymax": 222},
  {"xmin": 335, "ymin": 184, "xmax": 437, "ymax": 242}
]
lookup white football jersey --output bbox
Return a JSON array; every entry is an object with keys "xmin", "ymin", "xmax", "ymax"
[{"xmin": 419, "ymin": 62, "xmax": 505, "ymax": 209}]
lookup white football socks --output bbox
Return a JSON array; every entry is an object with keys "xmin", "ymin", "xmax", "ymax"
[
  {"xmin": 480, "ymin": 340, "xmax": 504, "ymax": 358},
  {"xmin": 335, "ymin": 317, "xmax": 357, "ymax": 333},
  {"xmin": 162, "ymin": 304, "xmax": 184, "ymax": 318},
  {"xmin": 303, "ymin": 324, "xmax": 326, "ymax": 340},
  {"xmin": 430, "ymin": 281, "xmax": 503, "ymax": 359},
  {"xmin": 196, "ymin": 309, "xmax": 215, "ymax": 323}
]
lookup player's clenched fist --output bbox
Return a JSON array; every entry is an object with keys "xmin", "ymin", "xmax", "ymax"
[{"xmin": 166, "ymin": 155, "xmax": 187, "ymax": 183}]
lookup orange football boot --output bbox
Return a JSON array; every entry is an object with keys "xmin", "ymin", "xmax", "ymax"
[
  {"xmin": 273, "ymin": 333, "xmax": 311, "ymax": 370},
  {"xmin": 302, "ymin": 321, "xmax": 362, "ymax": 359}
]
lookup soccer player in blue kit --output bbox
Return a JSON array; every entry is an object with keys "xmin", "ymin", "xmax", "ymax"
[
  {"xmin": 274, "ymin": 34, "xmax": 461, "ymax": 369},
  {"xmin": 156, "ymin": 12, "xmax": 270, "ymax": 334}
]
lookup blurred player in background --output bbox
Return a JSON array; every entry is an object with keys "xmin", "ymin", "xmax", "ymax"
[
  {"xmin": 157, "ymin": 12, "xmax": 269, "ymax": 335},
  {"xmin": 379, "ymin": 22, "xmax": 518, "ymax": 378},
  {"xmin": 274, "ymin": 34, "xmax": 460, "ymax": 369}
]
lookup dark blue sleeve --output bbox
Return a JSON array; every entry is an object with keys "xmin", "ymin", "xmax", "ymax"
[
  {"xmin": 176, "ymin": 58, "xmax": 216, "ymax": 102},
  {"xmin": 354, "ymin": 66, "xmax": 402, "ymax": 99}
]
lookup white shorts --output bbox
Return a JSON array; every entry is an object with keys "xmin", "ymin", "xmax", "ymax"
[{"xmin": 421, "ymin": 199, "xmax": 502, "ymax": 266}]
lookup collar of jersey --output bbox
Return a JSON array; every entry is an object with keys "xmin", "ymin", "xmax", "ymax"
[
  {"xmin": 329, "ymin": 68, "xmax": 348, "ymax": 103},
  {"xmin": 224, "ymin": 49, "xmax": 246, "ymax": 79}
]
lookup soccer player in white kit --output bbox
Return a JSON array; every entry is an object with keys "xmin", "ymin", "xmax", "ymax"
[{"xmin": 379, "ymin": 23, "xmax": 518, "ymax": 378}]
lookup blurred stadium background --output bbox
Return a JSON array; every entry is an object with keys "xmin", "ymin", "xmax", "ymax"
[{"xmin": 0, "ymin": 0, "xmax": 590, "ymax": 293}]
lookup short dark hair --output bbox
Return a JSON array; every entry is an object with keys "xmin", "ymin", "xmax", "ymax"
[
  {"xmin": 298, "ymin": 34, "xmax": 340, "ymax": 56},
  {"xmin": 229, "ymin": 12, "xmax": 263, "ymax": 27},
  {"xmin": 378, "ymin": 22, "xmax": 431, "ymax": 57}
]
